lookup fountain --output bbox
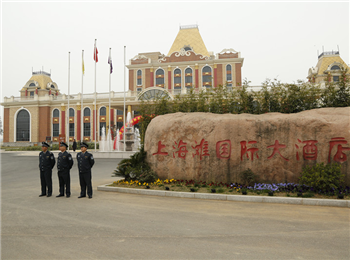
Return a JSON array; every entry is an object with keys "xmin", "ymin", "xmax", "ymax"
[
  {"xmin": 120, "ymin": 112, "xmax": 135, "ymax": 151},
  {"xmin": 99, "ymin": 126, "xmax": 113, "ymax": 152}
]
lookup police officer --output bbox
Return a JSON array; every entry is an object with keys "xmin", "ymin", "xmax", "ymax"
[
  {"xmin": 56, "ymin": 142, "xmax": 73, "ymax": 198},
  {"xmin": 39, "ymin": 142, "xmax": 55, "ymax": 197},
  {"xmin": 77, "ymin": 142, "xmax": 95, "ymax": 198}
]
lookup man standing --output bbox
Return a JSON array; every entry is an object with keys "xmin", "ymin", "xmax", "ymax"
[
  {"xmin": 72, "ymin": 139, "xmax": 77, "ymax": 152},
  {"xmin": 56, "ymin": 142, "xmax": 73, "ymax": 198},
  {"xmin": 77, "ymin": 142, "xmax": 95, "ymax": 199},
  {"xmin": 39, "ymin": 142, "xmax": 55, "ymax": 197}
]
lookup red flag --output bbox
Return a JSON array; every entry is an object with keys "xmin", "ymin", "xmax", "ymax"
[
  {"xmin": 113, "ymin": 135, "xmax": 117, "ymax": 150},
  {"xmin": 94, "ymin": 45, "xmax": 98, "ymax": 62}
]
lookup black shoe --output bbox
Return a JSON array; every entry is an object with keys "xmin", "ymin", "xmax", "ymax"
[
  {"xmin": 39, "ymin": 194, "xmax": 46, "ymax": 197},
  {"xmin": 88, "ymin": 196, "xmax": 92, "ymax": 199},
  {"xmin": 66, "ymin": 195, "xmax": 70, "ymax": 198},
  {"xmin": 78, "ymin": 196, "xmax": 86, "ymax": 198},
  {"xmin": 56, "ymin": 194, "xmax": 64, "ymax": 197},
  {"xmin": 47, "ymin": 194, "xmax": 52, "ymax": 197}
]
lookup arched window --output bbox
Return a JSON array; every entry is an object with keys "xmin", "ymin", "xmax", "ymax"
[
  {"xmin": 83, "ymin": 107, "xmax": 91, "ymax": 138},
  {"xmin": 137, "ymin": 70, "xmax": 142, "ymax": 86},
  {"xmin": 100, "ymin": 107, "xmax": 106, "ymax": 116},
  {"xmin": 69, "ymin": 108, "xmax": 74, "ymax": 117},
  {"xmin": 69, "ymin": 108, "xmax": 74, "ymax": 137},
  {"xmin": 331, "ymin": 65, "xmax": 340, "ymax": 70},
  {"xmin": 53, "ymin": 109, "xmax": 60, "ymax": 117},
  {"xmin": 84, "ymin": 107, "xmax": 91, "ymax": 117},
  {"xmin": 16, "ymin": 110, "xmax": 30, "ymax": 141},
  {"xmin": 174, "ymin": 68, "xmax": 181, "ymax": 89},
  {"xmin": 185, "ymin": 68, "xmax": 193, "ymax": 87},
  {"xmin": 29, "ymin": 83, "xmax": 36, "ymax": 87},
  {"xmin": 155, "ymin": 68, "xmax": 165, "ymax": 86},
  {"xmin": 226, "ymin": 64, "xmax": 232, "ymax": 87},
  {"xmin": 52, "ymin": 109, "xmax": 60, "ymax": 138},
  {"xmin": 202, "ymin": 66, "xmax": 212, "ymax": 87}
]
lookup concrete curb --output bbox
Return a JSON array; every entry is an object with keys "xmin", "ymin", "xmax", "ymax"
[{"xmin": 97, "ymin": 184, "xmax": 350, "ymax": 208}]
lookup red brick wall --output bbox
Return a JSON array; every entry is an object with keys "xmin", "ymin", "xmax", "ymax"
[
  {"xmin": 3, "ymin": 108, "xmax": 9, "ymax": 142},
  {"xmin": 217, "ymin": 64, "xmax": 223, "ymax": 86},
  {"xmin": 39, "ymin": 106, "xmax": 50, "ymax": 142},
  {"xmin": 129, "ymin": 70, "xmax": 134, "ymax": 91},
  {"xmin": 145, "ymin": 68, "xmax": 150, "ymax": 88},
  {"xmin": 235, "ymin": 63, "xmax": 242, "ymax": 86}
]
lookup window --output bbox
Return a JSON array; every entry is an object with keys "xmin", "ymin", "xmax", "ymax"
[
  {"xmin": 117, "ymin": 109, "xmax": 123, "ymax": 115},
  {"xmin": 155, "ymin": 69, "xmax": 164, "ymax": 86},
  {"xmin": 117, "ymin": 122, "xmax": 123, "ymax": 130},
  {"xmin": 50, "ymin": 84, "xmax": 55, "ymax": 89},
  {"xmin": 174, "ymin": 68, "xmax": 181, "ymax": 87},
  {"xmin": 53, "ymin": 124, "xmax": 59, "ymax": 137},
  {"xmin": 69, "ymin": 123, "xmax": 74, "ymax": 137},
  {"xmin": 53, "ymin": 109, "xmax": 60, "ymax": 117},
  {"xmin": 331, "ymin": 65, "xmax": 340, "ymax": 70},
  {"xmin": 184, "ymin": 46, "xmax": 192, "ymax": 51},
  {"xmin": 138, "ymin": 88, "xmax": 171, "ymax": 101},
  {"xmin": 69, "ymin": 108, "xmax": 74, "ymax": 117},
  {"xmin": 84, "ymin": 107, "xmax": 90, "ymax": 117},
  {"xmin": 29, "ymin": 83, "xmax": 36, "ymax": 87},
  {"xmin": 100, "ymin": 107, "xmax": 106, "ymax": 116},
  {"xmin": 137, "ymin": 87, "xmax": 142, "ymax": 93},
  {"xmin": 30, "ymin": 92, "xmax": 34, "ymax": 97},
  {"xmin": 226, "ymin": 64, "xmax": 232, "ymax": 82},
  {"xmin": 333, "ymin": 76, "xmax": 339, "ymax": 82},
  {"xmin": 52, "ymin": 109, "xmax": 59, "ymax": 138},
  {"xmin": 137, "ymin": 70, "xmax": 142, "ymax": 86},
  {"xmin": 84, "ymin": 123, "xmax": 90, "ymax": 137},
  {"xmin": 16, "ymin": 110, "xmax": 30, "ymax": 141},
  {"xmin": 185, "ymin": 68, "xmax": 193, "ymax": 87},
  {"xmin": 202, "ymin": 66, "xmax": 212, "ymax": 87}
]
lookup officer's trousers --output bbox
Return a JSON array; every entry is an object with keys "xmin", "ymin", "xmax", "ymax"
[
  {"xmin": 58, "ymin": 170, "xmax": 71, "ymax": 196},
  {"xmin": 79, "ymin": 171, "xmax": 92, "ymax": 197},
  {"xmin": 40, "ymin": 170, "xmax": 52, "ymax": 195}
]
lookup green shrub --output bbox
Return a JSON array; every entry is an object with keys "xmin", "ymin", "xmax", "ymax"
[
  {"xmin": 114, "ymin": 145, "xmax": 157, "ymax": 183},
  {"xmin": 299, "ymin": 163, "xmax": 344, "ymax": 191},
  {"xmin": 239, "ymin": 168, "xmax": 257, "ymax": 186}
]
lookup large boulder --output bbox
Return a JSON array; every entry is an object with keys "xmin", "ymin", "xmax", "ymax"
[{"xmin": 144, "ymin": 107, "xmax": 350, "ymax": 184}]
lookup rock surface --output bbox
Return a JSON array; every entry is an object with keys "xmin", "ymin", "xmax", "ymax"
[{"xmin": 144, "ymin": 107, "xmax": 350, "ymax": 184}]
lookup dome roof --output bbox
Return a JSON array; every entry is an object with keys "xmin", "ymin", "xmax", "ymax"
[{"xmin": 22, "ymin": 71, "xmax": 58, "ymax": 91}]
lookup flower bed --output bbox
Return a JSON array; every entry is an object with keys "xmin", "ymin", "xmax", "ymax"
[{"xmin": 110, "ymin": 179, "xmax": 350, "ymax": 199}]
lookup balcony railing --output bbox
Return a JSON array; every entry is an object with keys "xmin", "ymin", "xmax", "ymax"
[{"xmin": 318, "ymin": 51, "xmax": 339, "ymax": 59}]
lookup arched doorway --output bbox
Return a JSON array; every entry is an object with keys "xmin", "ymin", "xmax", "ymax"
[{"xmin": 16, "ymin": 109, "xmax": 30, "ymax": 141}]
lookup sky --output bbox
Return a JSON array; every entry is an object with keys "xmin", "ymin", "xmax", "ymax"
[{"xmin": 1, "ymin": 0, "xmax": 349, "ymax": 115}]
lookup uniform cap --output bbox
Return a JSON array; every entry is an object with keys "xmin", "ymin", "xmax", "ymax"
[
  {"xmin": 81, "ymin": 142, "xmax": 88, "ymax": 148},
  {"xmin": 60, "ymin": 142, "xmax": 68, "ymax": 148},
  {"xmin": 42, "ymin": 142, "xmax": 49, "ymax": 147}
]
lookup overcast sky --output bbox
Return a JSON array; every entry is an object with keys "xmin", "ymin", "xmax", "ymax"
[{"xmin": 1, "ymin": 0, "xmax": 349, "ymax": 106}]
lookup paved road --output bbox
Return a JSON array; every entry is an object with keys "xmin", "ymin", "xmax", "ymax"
[{"xmin": 1, "ymin": 152, "xmax": 349, "ymax": 260}]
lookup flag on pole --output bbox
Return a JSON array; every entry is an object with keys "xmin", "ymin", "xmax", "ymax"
[
  {"xmin": 94, "ymin": 44, "xmax": 98, "ymax": 62},
  {"xmin": 82, "ymin": 51, "xmax": 85, "ymax": 75},
  {"xmin": 108, "ymin": 54, "xmax": 113, "ymax": 74}
]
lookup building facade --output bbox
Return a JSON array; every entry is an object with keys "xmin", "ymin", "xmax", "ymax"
[
  {"xmin": 1, "ymin": 25, "xmax": 244, "ymax": 145},
  {"xmin": 307, "ymin": 51, "xmax": 350, "ymax": 84}
]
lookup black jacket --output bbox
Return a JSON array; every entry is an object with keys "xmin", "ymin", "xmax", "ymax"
[
  {"xmin": 57, "ymin": 151, "xmax": 74, "ymax": 172},
  {"xmin": 77, "ymin": 151, "xmax": 95, "ymax": 173},
  {"xmin": 39, "ymin": 151, "xmax": 55, "ymax": 171}
]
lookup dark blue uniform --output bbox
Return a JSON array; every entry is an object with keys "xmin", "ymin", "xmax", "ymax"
[
  {"xmin": 57, "ymin": 151, "xmax": 73, "ymax": 197},
  {"xmin": 77, "ymin": 151, "xmax": 95, "ymax": 197},
  {"xmin": 39, "ymin": 150, "xmax": 55, "ymax": 196}
]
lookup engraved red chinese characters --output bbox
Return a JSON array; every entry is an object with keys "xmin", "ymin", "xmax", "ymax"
[
  {"xmin": 267, "ymin": 140, "xmax": 289, "ymax": 161},
  {"xmin": 240, "ymin": 140, "xmax": 259, "ymax": 161},
  {"xmin": 192, "ymin": 139, "xmax": 209, "ymax": 160},
  {"xmin": 173, "ymin": 140, "xmax": 188, "ymax": 159},
  {"xmin": 328, "ymin": 137, "xmax": 350, "ymax": 163},
  {"xmin": 152, "ymin": 141, "xmax": 168, "ymax": 156},
  {"xmin": 216, "ymin": 140, "xmax": 231, "ymax": 159}
]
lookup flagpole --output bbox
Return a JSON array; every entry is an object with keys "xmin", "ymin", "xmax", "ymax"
[
  {"xmin": 81, "ymin": 50, "xmax": 84, "ymax": 144},
  {"xmin": 123, "ymin": 46, "xmax": 126, "ymax": 152},
  {"xmin": 94, "ymin": 39, "xmax": 97, "ymax": 152},
  {"xmin": 108, "ymin": 48, "xmax": 112, "ymax": 152},
  {"xmin": 67, "ymin": 51, "xmax": 70, "ymax": 150}
]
